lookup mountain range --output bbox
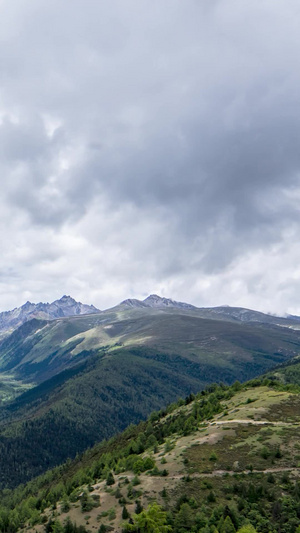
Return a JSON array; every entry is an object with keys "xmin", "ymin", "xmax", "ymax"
[
  {"xmin": 2, "ymin": 293, "xmax": 300, "ymax": 340},
  {"xmin": 0, "ymin": 294, "xmax": 298, "ymax": 488},
  {"xmin": 0, "ymin": 293, "xmax": 299, "ymax": 388}
]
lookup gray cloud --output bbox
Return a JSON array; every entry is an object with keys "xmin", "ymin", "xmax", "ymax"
[{"xmin": 0, "ymin": 0, "xmax": 299, "ymax": 313}]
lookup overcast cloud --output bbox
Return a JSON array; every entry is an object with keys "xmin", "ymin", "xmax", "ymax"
[{"xmin": 0, "ymin": 0, "xmax": 300, "ymax": 314}]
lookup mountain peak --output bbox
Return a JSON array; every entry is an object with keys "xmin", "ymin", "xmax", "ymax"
[
  {"xmin": 22, "ymin": 300, "xmax": 34, "ymax": 308},
  {"xmin": 56, "ymin": 295, "xmax": 77, "ymax": 304},
  {"xmin": 120, "ymin": 298, "xmax": 147, "ymax": 308},
  {"xmin": 143, "ymin": 294, "xmax": 196, "ymax": 310},
  {"xmin": 143, "ymin": 294, "xmax": 174, "ymax": 306},
  {"xmin": 118, "ymin": 294, "xmax": 197, "ymax": 310},
  {"xmin": 144, "ymin": 294, "xmax": 164, "ymax": 301}
]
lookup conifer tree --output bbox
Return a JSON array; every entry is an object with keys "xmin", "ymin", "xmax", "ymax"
[
  {"xmin": 106, "ymin": 471, "xmax": 115, "ymax": 486},
  {"xmin": 122, "ymin": 506, "xmax": 130, "ymax": 519}
]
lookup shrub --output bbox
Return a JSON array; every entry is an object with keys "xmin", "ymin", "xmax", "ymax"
[{"xmin": 209, "ymin": 451, "xmax": 218, "ymax": 462}]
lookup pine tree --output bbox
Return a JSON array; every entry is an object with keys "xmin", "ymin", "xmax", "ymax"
[
  {"xmin": 174, "ymin": 502, "xmax": 195, "ymax": 532},
  {"xmin": 123, "ymin": 502, "xmax": 171, "ymax": 532},
  {"xmin": 80, "ymin": 491, "xmax": 94, "ymax": 512},
  {"xmin": 106, "ymin": 471, "xmax": 115, "ymax": 486},
  {"xmin": 135, "ymin": 500, "xmax": 143, "ymax": 514},
  {"xmin": 220, "ymin": 516, "xmax": 236, "ymax": 533}
]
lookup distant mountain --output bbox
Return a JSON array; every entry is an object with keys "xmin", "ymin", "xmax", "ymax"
[
  {"xmin": 0, "ymin": 295, "xmax": 99, "ymax": 337},
  {"xmin": 117, "ymin": 296, "xmax": 300, "ymax": 328},
  {"xmin": 144, "ymin": 293, "xmax": 197, "ymax": 309},
  {"xmin": 120, "ymin": 294, "xmax": 197, "ymax": 310},
  {"xmin": 194, "ymin": 305, "xmax": 298, "ymax": 326},
  {"xmin": 1, "ymin": 294, "xmax": 299, "ymax": 340},
  {"xmin": 0, "ymin": 295, "xmax": 300, "ymax": 389}
]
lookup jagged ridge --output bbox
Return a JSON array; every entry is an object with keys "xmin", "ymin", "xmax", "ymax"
[{"xmin": 0, "ymin": 295, "xmax": 100, "ymax": 336}]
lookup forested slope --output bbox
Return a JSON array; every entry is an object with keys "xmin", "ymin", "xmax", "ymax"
[{"xmin": 1, "ymin": 374, "xmax": 300, "ymax": 533}]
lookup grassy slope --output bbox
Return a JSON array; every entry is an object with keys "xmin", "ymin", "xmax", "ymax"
[
  {"xmin": 42, "ymin": 385, "xmax": 300, "ymax": 532},
  {"xmin": 3, "ymin": 377, "xmax": 300, "ymax": 533}
]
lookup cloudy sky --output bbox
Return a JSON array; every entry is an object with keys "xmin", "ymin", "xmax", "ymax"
[{"xmin": 0, "ymin": 0, "xmax": 300, "ymax": 314}]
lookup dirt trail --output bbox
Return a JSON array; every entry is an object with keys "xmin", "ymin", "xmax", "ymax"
[
  {"xmin": 211, "ymin": 419, "xmax": 296, "ymax": 426},
  {"xmin": 162, "ymin": 466, "xmax": 300, "ymax": 481}
]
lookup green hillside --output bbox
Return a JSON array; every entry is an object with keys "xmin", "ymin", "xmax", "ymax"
[
  {"xmin": 1, "ymin": 375, "xmax": 300, "ymax": 533},
  {"xmin": 266, "ymin": 356, "xmax": 300, "ymax": 387},
  {"xmin": 0, "ymin": 306, "xmax": 300, "ymax": 388}
]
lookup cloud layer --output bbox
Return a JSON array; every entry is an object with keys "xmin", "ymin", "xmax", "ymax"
[{"xmin": 0, "ymin": 0, "xmax": 300, "ymax": 314}]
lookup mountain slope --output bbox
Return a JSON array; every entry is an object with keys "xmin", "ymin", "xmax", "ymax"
[
  {"xmin": 0, "ymin": 305, "xmax": 300, "ymax": 387},
  {"xmin": 2, "ymin": 375, "xmax": 300, "ymax": 533},
  {"xmin": 0, "ymin": 347, "xmax": 207, "ymax": 488}
]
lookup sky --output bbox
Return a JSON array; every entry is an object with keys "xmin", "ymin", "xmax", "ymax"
[{"xmin": 0, "ymin": 0, "xmax": 300, "ymax": 315}]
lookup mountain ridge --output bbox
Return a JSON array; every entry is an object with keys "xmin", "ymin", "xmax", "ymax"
[
  {"xmin": 118, "ymin": 294, "xmax": 196, "ymax": 310},
  {"xmin": 1, "ymin": 293, "xmax": 300, "ymax": 338},
  {"xmin": 0, "ymin": 295, "xmax": 100, "ymax": 337}
]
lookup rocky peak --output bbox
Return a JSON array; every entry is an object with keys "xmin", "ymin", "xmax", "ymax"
[
  {"xmin": 118, "ymin": 294, "xmax": 197, "ymax": 310},
  {"xmin": 120, "ymin": 299, "xmax": 147, "ymax": 308},
  {"xmin": 143, "ymin": 294, "xmax": 196, "ymax": 310},
  {"xmin": 58, "ymin": 295, "xmax": 76, "ymax": 304},
  {"xmin": 0, "ymin": 296, "xmax": 100, "ymax": 336}
]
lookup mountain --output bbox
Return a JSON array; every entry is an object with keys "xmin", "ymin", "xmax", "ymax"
[
  {"xmin": 143, "ymin": 294, "xmax": 197, "ymax": 310},
  {"xmin": 0, "ymin": 295, "xmax": 299, "ymax": 487},
  {"xmin": 1, "ymin": 294, "xmax": 299, "ymax": 340},
  {"xmin": 2, "ymin": 372, "xmax": 300, "ymax": 533},
  {"xmin": 0, "ymin": 295, "xmax": 99, "ymax": 338},
  {"xmin": 118, "ymin": 294, "xmax": 196, "ymax": 310},
  {"xmin": 195, "ymin": 305, "xmax": 300, "ymax": 327},
  {"xmin": 1, "ymin": 300, "xmax": 300, "ymax": 387},
  {"xmin": 117, "ymin": 295, "xmax": 300, "ymax": 328}
]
